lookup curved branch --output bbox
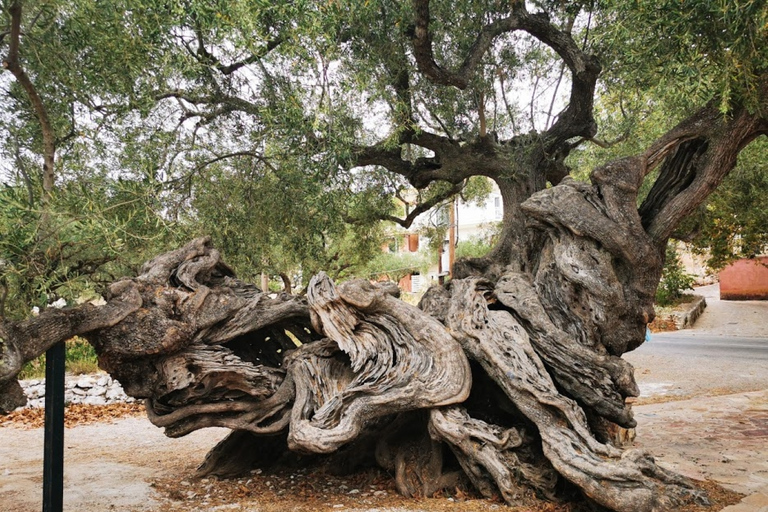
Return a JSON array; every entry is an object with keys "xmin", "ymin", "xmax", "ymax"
[
  {"xmin": 384, "ymin": 181, "xmax": 464, "ymax": 228},
  {"xmin": 523, "ymin": 13, "xmax": 601, "ymax": 147},
  {"xmin": 411, "ymin": 0, "xmax": 525, "ymax": 89},
  {"xmin": 353, "ymin": 130, "xmax": 499, "ymax": 190},
  {"xmin": 287, "ymin": 274, "xmax": 472, "ymax": 453},
  {"xmin": 638, "ymin": 98, "xmax": 768, "ymax": 243},
  {"xmin": 216, "ymin": 37, "xmax": 282, "ymax": 75},
  {"xmin": 187, "ymin": 10, "xmax": 284, "ymax": 76},
  {"xmin": 351, "ymin": 131, "xmax": 459, "ymax": 188},
  {"xmin": 166, "ymin": 150, "xmax": 275, "ymax": 188},
  {"xmin": 410, "ymin": 0, "xmax": 600, "ymax": 159}
]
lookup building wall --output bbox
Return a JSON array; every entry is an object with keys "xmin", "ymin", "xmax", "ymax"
[
  {"xmin": 455, "ymin": 190, "xmax": 503, "ymax": 242},
  {"xmin": 719, "ymin": 257, "xmax": 768, "ymax": 300}
]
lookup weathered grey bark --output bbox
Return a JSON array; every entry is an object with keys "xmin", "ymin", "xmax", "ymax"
[
  {"xmin": 1, "ymin": 94, "xmax": 765, "ymax": 511},
  {"xmin": 422, "ymin": 279, "xmax": 699, "ymax": 511},
  {"xmin": 0, "ymin": 0, "xmax": 765, "ymax": 508},
  {"xmin": 0, "ymin": 236, "xmax": 707, "ymax": 511}
]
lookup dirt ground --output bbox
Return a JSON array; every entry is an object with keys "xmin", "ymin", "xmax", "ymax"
[
  {"xmin": 0, "ymin": 407, "xmax": 746, "ymax": 512},
  {"xmin": 1, "ymin": 284, "xmax": 765, "ymax": 512}
]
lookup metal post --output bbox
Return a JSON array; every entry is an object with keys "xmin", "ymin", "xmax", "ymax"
[{"xmin": 42, "ymin": 341, "xmax": 65, "ymax": 512}]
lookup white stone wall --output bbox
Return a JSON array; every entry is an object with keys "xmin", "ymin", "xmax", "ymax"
[{"xmin": 20, "ymin": 374, "xmax": 134, "ymax": 408}]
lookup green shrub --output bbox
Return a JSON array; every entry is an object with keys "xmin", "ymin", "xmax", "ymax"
[
  {"xmin": 64, "ymin": 337, "xmax": 99, "ymax": 375},
  {"xmin": 655, "ymin": 244, "xmax": 696, "ymax": 306},
  {"xmin": 17, "ymin": 336, "xmax": 99, "ymax": 380}
]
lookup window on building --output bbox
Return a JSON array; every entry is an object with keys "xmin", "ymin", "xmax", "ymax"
[{"xmin": 494, "ymin": 196, "xmax": 502, "ymax": 219}]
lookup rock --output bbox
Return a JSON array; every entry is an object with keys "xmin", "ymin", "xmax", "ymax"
[
  {"xmin": 20, "ymin": 373, "xmax": 133, "ymax": 408},
  {"xmin": 27, "ymin": 398, "xmax": 45, "ymax": 408},
  {"xmin": 87, "ymin": 385, "xmax": 107, "ymax": 396},
  {"xmin": 82, "ymin": 395, "xmax": 106, "ymax": 406},
  {"xmin": 26, "ymin": 385, "xmax": 45, "ymax": 399},
  {"xmin": 105, "ymin": 387, "xmax": 125, "ymax": 401},
  {"xmin": 76, "ymin": 376, "xmax": 96, "ymax": 389}
]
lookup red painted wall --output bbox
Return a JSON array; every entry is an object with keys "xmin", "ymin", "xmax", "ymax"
[
  {"xmin": 719, "ymin": 257, "xmax": 768, "ymax": 300},
  {"xmin": 398, "ymin": 273, "xmax": 412, "ymax": 293}
]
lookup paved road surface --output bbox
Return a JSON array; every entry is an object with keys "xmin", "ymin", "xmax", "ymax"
[
  {"xmin": 639, "ymin": 332, "xmax": 768, "ymax": 360},
  {"xmin": 625, "ymin": 283, "xmax": 768, "ymax": 400}
]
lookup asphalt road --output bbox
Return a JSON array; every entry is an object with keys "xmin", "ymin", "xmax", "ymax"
[{"xmin": 638, "ymin": 331, "xmax": 768, "ymax": 360}]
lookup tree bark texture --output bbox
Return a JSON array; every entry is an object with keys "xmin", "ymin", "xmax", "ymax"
[
  {"xmin": 1, "ymin": 37, "xmax": 765, "ymax": 510},
  {"xmin": 0, "ymin": 1, "xmax": 766, "ymax": 508}
]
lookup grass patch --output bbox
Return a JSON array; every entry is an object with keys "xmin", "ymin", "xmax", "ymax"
[{"xmin": 17, "ymin": 336, "xmax": 100, "ymax": 380}]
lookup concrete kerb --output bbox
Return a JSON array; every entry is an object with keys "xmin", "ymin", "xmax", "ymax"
[{"xmin": 672, "ymin": 295, "xmax": 707, "ymax": 330}]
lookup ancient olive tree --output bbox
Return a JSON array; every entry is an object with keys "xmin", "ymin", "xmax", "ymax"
[{"xmin": 2, "ymin": 1, "xmax": 767, "ymax": 511}]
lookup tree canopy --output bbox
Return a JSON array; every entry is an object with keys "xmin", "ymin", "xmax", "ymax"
[{"xmin": 1, "ymin": 0, "xmax": 766, "ymax": 309}]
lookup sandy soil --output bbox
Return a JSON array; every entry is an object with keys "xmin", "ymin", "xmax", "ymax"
[{"xmin": 1, "ymin": 416, "xmax": 227, "ymax": 512}]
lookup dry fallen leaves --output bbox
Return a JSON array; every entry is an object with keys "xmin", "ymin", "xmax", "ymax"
[
  {"xmin": 0, "ymin": 402, "xmax": 145, "ymax": 429},
  {"xmin": 150, "ymin": 464, "xmax": 743, "ymax": 512}
]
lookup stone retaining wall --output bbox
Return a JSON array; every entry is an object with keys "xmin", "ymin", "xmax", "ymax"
[
  {"xmin": 672, "ymin": 295, "xmax": 707, "ymax": 329},
  {"xmin": 20, "ymin": 374, "xmax": 134, "ymax": 408}
]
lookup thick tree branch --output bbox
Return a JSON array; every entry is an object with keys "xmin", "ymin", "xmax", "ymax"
[
  {"xmin": 353, "ymin": 134, "xmax": 497, "ymax": 190},
  {"xmin": 410, "ymin": 0, "xmax": 600, "ymax": 174},
  {"xmin": 642, "ymin": 108, "xmax": 767, "ymax": 242},
  {"xmin": 351, "ymin": 129, "xmax": 458, "ymax": 186},
  {"xmin": 523, "ymin": 13, "xmax": 601, "ymax": 148},
  {"xmin": 615, "ymin": 87, "xmax": 767, "ymax": 245},
  {"xmin": 411, "ymin": 0, "xmax": 525, "ymax": 89},
  {"xmin": 3, "ymin": 0, "xmax": 55, "ymax": 201},
  {"xmin": 353, "ymin": 143, "xmax": 418, "ymax": 178}
]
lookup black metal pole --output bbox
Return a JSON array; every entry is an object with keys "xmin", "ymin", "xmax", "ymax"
[{"xmin": 42, "ymin": 341, "xmax": 65, "ymax": 512}]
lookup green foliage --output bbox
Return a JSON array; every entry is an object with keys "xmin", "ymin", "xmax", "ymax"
[
  {"xmin": 685, "ymin": 138, "xmax": 768, "ymax": 269},
  {"xmin": 460, "ymin": 177, "xmax": 494, "ymax": 207},
  {"xmin": 186, "ymin": 156, "xmax": 391, "ymax": 286},
  {"xmin": 655, "ymin": 244, "xmax": 696, "ymax": 306},
  {"xmin": 0, "ymin": 171, "xmax": 183, "ymax": 319},
  {"xmin": 1, "ymin": 0, "xmax": 766, "ymax": 322},
  {"xmin": 18, "ymin": 336, "xmax": 99, "ymax": 380},
  {"xmin": 362, "ymin": 249, "xmax": 432, "ymax": 284},
  {"xmin": 572, "ymin": 0, "xmax": 768, "ymax": 274},
  {"xmin": 455, "ymin": 236, "xmax": 494, "ymax": 260},
  {"xmin": 596, "ymin": 0, "xmax": 768, "ymax": 114},
  {"xmin": 62, "ymin": 336, "xmax": 99, "ymax": 375}
]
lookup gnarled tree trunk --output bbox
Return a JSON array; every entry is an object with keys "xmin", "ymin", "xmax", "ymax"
[
  {"xmin": 1, "ymin": 105, "xmax": 765, "ymax": 512},
  {"xmin": 0, "ymin": 235, "xmax": 703, "ymax": 512}
]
